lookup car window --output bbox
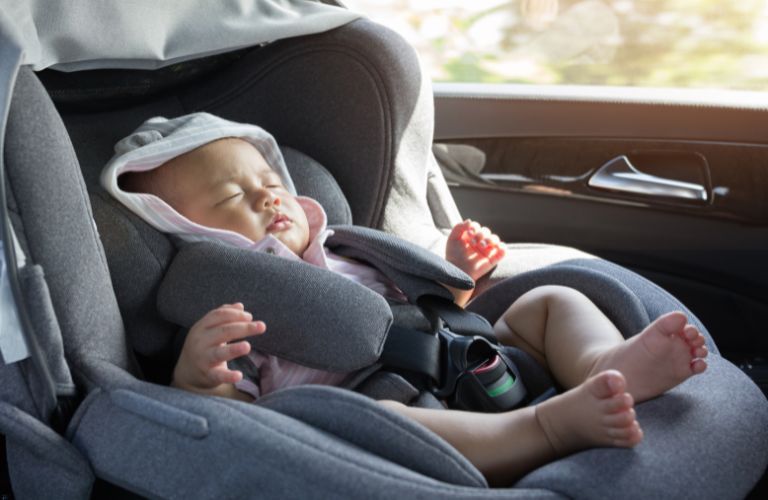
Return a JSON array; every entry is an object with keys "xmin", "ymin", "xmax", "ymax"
[{"xmin": 344, "ymin": 0, "xmax": 768, "ymax": 91}]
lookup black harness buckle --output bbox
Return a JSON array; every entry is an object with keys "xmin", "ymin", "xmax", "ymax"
[
  {"xmin": 416, "ymin": 295, "xmax": 528, "ymax": 412},
  {"xmin": 381, "ymin": 296, "xmax": 530, "ymax": 412},
  {"xmin": 432, "ymin": 328, "xmax": 528, "ymax": 412}
]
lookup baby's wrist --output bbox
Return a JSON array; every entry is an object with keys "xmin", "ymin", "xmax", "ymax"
[
  {"xmin": 170, "ymin": 375, "xmax": 200, "ymax": 393},
  {"xmin": 171, "ymin": 365, "xmax": 208, "ymax": 393}
]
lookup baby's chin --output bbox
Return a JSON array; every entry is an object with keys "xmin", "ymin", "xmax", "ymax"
[{"xmin": 278, "ymin": 232, "xmax": 311, "ymax": 256}]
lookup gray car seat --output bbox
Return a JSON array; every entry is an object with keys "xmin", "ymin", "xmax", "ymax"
[{"xmin": 1, "ymin": 16, "xmax": 767, "ymax": 500}]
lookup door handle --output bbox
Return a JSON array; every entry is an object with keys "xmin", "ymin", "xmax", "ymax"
[{"xmin": 588, "ymin": 155, "xmax": 708, "ymax": 202}]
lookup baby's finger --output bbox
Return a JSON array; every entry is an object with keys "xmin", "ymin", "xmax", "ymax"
[
  {"xmin": 215, "ymin": 302, "xmax": 247, "ymax": 314},
  {"xmin": 494, "ymin": 244, "xmax": 507, "ymax": 260},
  {"xmin": 478, "ymin": 234, "xmax": 502, "ymax": 257},
  {"xmin": 210, "ymin": 366, "xmax": 243, "ymax": 385},
  {"xmin": 209, "ymin": 321, "xmax": 266, "ymax": 346},
  {"xmin": 207, "ymin": 340, "xmax": 252, "ymax": 366},
  {"xmin": 221, "ymin": 302, "xmax": 245, "ymax": 310},
  {"xmin": 199, "ymin": 306, "xmax": 254, "ymax": 329},
  {"xmin": 448, "ymin": 220, "xmax": 473, "ymax": 242},
  {"xmin": 471, "ymin": 236, "xmax": 488, "ymax": 250},
  {"xmin": 470, "ymin": 226, "xmax": 492, "ymax": 245},
  {"xmin": 485, "ymin": 246, "xmax": 505, "ymax": 262}
]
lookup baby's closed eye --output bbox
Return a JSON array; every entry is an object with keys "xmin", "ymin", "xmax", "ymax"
[{"xmin": 216, "ymin": 192, "xmax": 244, "ymax": 205}]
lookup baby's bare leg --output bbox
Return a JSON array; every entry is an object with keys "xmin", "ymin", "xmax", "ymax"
[
  {"xmin": 493, "ymin": 286, "xmax": 708, "ymax": 402},
  {"xmin": 493, "ymin": 286, "xmax": 625, "ymax": 389},
  {"xmin": 381, "ymin": 370, "xmax": 641, "ymax": 486}
]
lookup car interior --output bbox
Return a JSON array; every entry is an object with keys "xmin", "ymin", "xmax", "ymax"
[
  {"xmin": 432, "ymin": 86, "xmax": 768, "ymax": 385},
  {"xmin": 1, "ymin": 3, "xmax": 767, "ymax": 499}
]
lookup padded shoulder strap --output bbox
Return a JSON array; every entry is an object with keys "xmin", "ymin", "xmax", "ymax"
[
  {"xmin": 327, "ymin": 225, "xmax": 474, "ymax": 303},
  {"xmin": 156, "ymin": 241, "xmax": 393, "ymax": 372}
]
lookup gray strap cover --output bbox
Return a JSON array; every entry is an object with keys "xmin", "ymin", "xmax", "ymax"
[
  {"xmin": 157, "ymin": 227, "xmax": 474, "ymax": 370},
  {"xmin": 327, "ymin": 225, "xmax": 474, "ymax": 302},
  {"xmin": 156, "ymin": 241, "xmax": 393, "ymax": 372}
]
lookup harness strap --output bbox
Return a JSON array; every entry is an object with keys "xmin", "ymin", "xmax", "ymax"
[
  {"xmin": 327, "ymin": 225, "xmax": 474, "ymax": 303},
  {"xmin": 380, "ymin": 325, "xmax": 441, "ymax": 383},
  {"xmin": 416, "ymin": 295, "xmax": 496, "ymax": 341}
]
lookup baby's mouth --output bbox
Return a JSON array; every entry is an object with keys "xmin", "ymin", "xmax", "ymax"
[{"xmin": 267, "ymin": 213, "xmax": 293, "ymax": 233}]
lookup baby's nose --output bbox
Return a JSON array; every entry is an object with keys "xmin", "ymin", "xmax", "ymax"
[{"xmin": 257, "ymin": 190, "xmax": 280, "ymax": 209}]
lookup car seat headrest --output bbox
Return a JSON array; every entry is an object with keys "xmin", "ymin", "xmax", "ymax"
[{"xmin": 282, "ymin": 148, "xmax": 353, "ymax": 227}]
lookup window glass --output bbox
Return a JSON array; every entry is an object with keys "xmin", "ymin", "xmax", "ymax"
[{"xmin": 343, "ymin": 0, "xmax": 768, "ymax": 91}]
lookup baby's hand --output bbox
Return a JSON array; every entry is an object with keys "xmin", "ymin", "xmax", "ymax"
[
  {"xmin": 446, "ymin": 219, "xmax": 506, "ymax": 283},
  {"xmin": 173, "ymin": 303, "xmax": 266, "ymax": 394}
]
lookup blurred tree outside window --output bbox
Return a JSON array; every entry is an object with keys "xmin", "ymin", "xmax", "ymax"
[{"xmin": 343, "ymin": 0, "xmax": 768, "ymax": 91}]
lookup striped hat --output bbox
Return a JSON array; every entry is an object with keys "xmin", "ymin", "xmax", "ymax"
[{"xmin": 100, "ymin": 112, "xmax": 298, "ymax": 247}]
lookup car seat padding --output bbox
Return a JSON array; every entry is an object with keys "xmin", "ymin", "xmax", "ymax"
[
  {"xmin": 155, "ymin": 223, "xmax": 474, "ymax": 373},
  {"xmin": 157, "ymin": 240, "xmax": 393, "ymax": 372}
]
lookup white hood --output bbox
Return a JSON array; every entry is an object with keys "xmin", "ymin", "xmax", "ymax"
[{"xmin": 101, "ymin": 112, "xmax": 302, "ymax": 247}]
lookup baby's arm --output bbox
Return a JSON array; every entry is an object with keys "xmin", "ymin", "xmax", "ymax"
[
  {"xmin": 172, "ymin": 302, "xmax": 266, "ymax": 401},
  {"xmin": 445, "ymin": 220, "xmax": 507, "ymax": 307}
]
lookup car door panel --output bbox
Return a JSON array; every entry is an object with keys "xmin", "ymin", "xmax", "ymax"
[{"xmin": 434, "ymin": 85, "xmax": 768, "ymax": 381}]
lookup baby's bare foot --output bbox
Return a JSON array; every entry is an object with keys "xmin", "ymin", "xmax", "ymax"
[
  {"xmin": 535, "ymin": 370, "xmax": 642, "ymax": 456},
  {"xmin": 589, "ymin": 312, "xmax": 708, "ymax": 403}
]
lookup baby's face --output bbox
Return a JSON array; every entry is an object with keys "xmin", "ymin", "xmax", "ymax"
[{"xmin": 155, "ymin": 138, "xmax": 310, "ymax": 255}]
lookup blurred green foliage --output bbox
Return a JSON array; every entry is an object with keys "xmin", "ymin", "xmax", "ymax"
[{"xmin": 401, "ymin": 0, "xmax": 768, "ymax": 90}]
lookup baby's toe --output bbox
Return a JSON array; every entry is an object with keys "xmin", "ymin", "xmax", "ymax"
[
  {"xmin": 603, "ymin": 408, "xmax": 636, "ymax": 427},
  {"xmin": 688, "ymin": 334, "xmax": 706, "ymax": 349},
  {"xmin": 601, "ymin": 392, "xmax": 634, "ymax": 414},
  {"xmin": 691, "ymin": 358, "xmax": 708, "ymax": 374},
  {"xmin": 588, "ymin": 370, "xmax": 627, "ymax": 399},
  {"xmin": 651, "ymin": 312, "xmax": 688, "ymax": 339},
  {"xmin": 608, "ymin": 421, "xmax": 640, "ymax": 439},
  {"xmin": 681, "ymin": 324, "xmax": 703, "ymax": 342},
  {"xmin": 612, "ymin": 423, "xmax": 643, "ymax": 447}
]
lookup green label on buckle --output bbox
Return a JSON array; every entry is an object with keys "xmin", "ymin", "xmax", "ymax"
[{"xmin": 486, "ymin": 375, "xmax": 515, "ymax": 397}]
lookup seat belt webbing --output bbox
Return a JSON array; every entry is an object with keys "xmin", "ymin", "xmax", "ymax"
[
  {"xmin": 379, "ymin": 325, "xmax": 441, "ymax": 383},
  {"xmin": 417, "ymin": 295, "xmax": 496, "ymax": 341}
]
